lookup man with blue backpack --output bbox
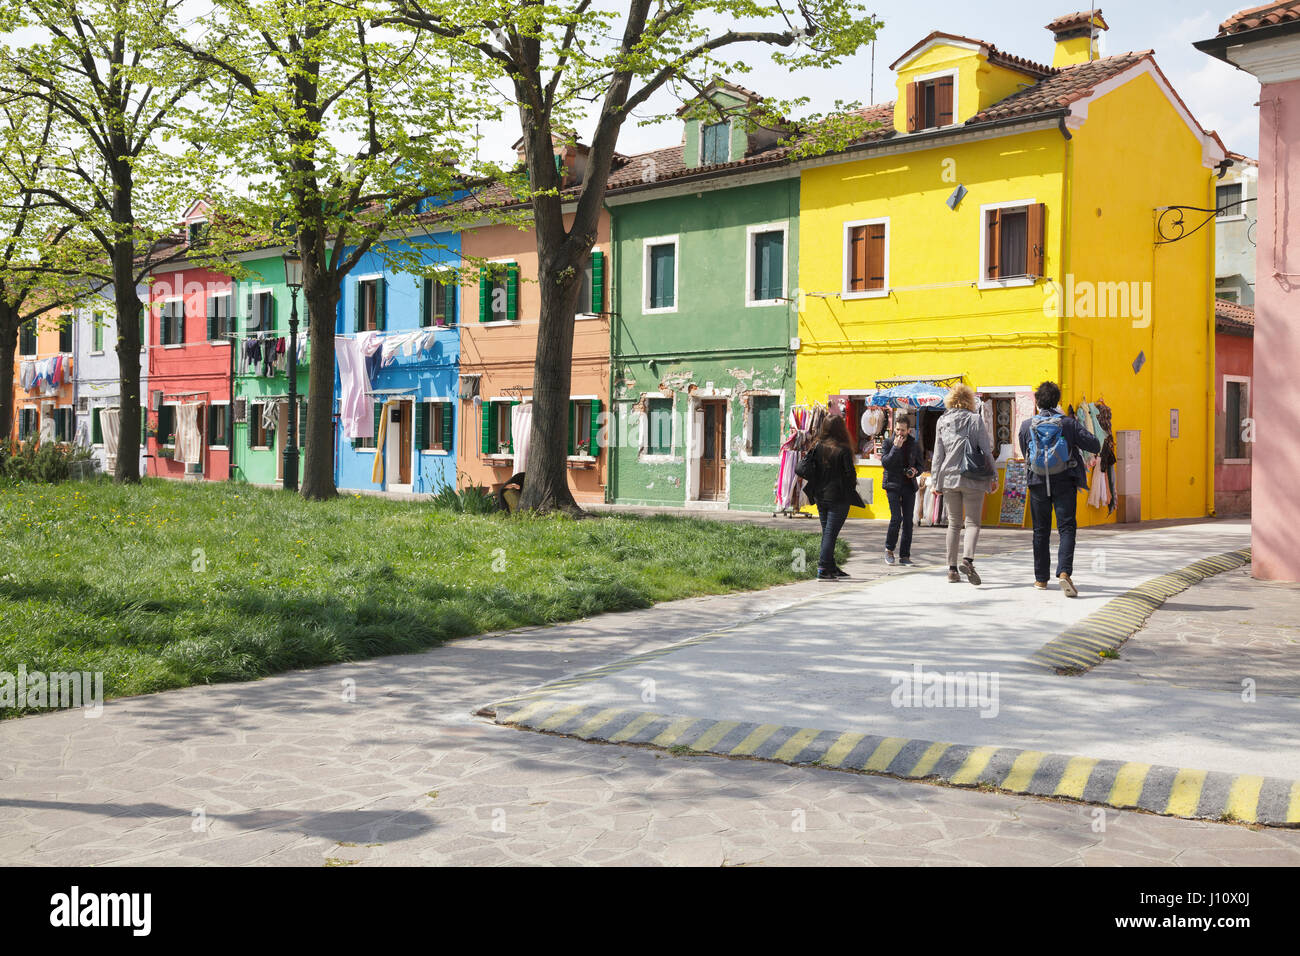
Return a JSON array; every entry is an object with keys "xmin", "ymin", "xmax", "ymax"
[{"xmin": 1018, "ymin": 381, "xmax": 1101, "ymax": 597}]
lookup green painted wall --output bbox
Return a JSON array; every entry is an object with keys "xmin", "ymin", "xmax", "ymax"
[
  {"xmin": 230, "ymin": 252, "xmax": 312, "ymax": 485},
  {"xmin": 610, "ymin": 175, "xmax": 799, "ymax": 511}
]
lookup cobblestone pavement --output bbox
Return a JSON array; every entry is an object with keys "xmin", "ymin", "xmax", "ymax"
[{"xmin": 5, "ymin": 516, "xmax": 1297, "ymax": 866}]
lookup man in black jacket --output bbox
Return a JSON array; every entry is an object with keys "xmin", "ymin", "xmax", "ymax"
[
  {"xmin": 879, "ymin": 414, "xmax": 922, "ymax": 565},
  {"xmin": 1018, "ymin": 381, "xmax": 1101, "ymax": 596}
]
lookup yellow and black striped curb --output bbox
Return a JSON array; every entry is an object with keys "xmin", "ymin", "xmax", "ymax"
[
  {"xmin": 1031, "ymin": 548, "xmax": 1252, "ymax": 673},
  {"xmin": 489, "ymin": 700, "xmax": 1300, "ymax": 827}
]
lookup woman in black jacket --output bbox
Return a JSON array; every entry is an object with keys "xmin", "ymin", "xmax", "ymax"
[
  {"xmin": 802, "ymin": 415, "xmax": 862, "ymax": 580},
  {"xmin": 879, "ymin": 414, "xmax": 922, "ymax": 566}
]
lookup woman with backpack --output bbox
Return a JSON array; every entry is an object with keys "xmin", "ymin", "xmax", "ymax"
[
  {"xmin": 930, "ymin": 385, "xmax": 998, "ymax": 585},
  {"xmin": 1018, "ymin": 381, "xmax": 1101, "ymax": 596},
  {"xmin": 796, "ymin": 415, "xmax": 863, "ymax": 580}
]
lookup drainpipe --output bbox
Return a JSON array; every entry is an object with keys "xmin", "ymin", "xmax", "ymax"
[
  {"xmin": 1205, "ymin": 168, "xmax": 1217, "ymax": 518},
  {"xmin": 1058, "ymin": 117, "xmax": 1074, "ymax": 392},
  {"xmin": 228, "ymin": 322, "xmax": 236, "ymax": 480},
  {"xmin": 605, "ymin": 200, "xmax": 616, "ymax": 505}
]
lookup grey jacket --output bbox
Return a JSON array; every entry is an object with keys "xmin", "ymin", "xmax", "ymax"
[{"xmin": 931, "ymin": 407, "xmax": 997, "ymax": 493}]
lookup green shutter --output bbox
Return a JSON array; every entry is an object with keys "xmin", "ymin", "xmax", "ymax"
[
  {"xmin": 415, "ymin": 401, "xmax": 428, "ymax": 451},
  {"xmin": 554, "ymin": 153, "xmax": 563, "ymax": 178},
  {"xmin": 566, "ymin": 400, "xmax": 576, "ymax": 457},
  {"xmin": 481, "ymin": 401, "xmax": 493, "ymax": 453},
  {"xmin": 419, "ymin": 277, "xmax": 431, "ymax": 328},
  {"xmin": 508, "ymin": 400, "xmax": 519, "ymax": 453},
  {"xmin": 373, "ymin": 401, "xmax": 382, "ymax": 440},
  {"xmin": 354, "ymin": 282, "xmax": 363, "ymax": 332},
  {"xmin": 446, "ymin": 283, "xmax": 458, "ymax": 326},
  {"xmin": 441, "ymin": 401, "xmax": 453, "ymax": 451},
  {"xmin": 91, "ymin": 408, "xmax": 102, "ymax": 444},
  {"xmin": 248, "ymin": 405, "xmax": 257, "ymax": 448},
  {"xmin": 506, "ymin": 263, "xmax": 519, "ymax": 321},
  {"xmin": 754, "ymin": 396, "xmax": 781, "ymax": 457},
  {"xmin": 376, "ymin": 277, "xmax": 387, "ymax": 331},
  {"xmin": 207, "ymin": 296, "xmax": 217, "ymax": 340},
  {"xmin": 590, "ymin": 250, "xmax": 604, "ymax": 315},
  {"xmin": 478, "ymin": 268, "xmax": 489, "ymax": 322},
  {"xmin": 589, "ymin": 398, "xmax": 601, "ymax": 457},
  {"xmin": 297, "ymin": 401, "xmax": 306, "ymax": 447}
]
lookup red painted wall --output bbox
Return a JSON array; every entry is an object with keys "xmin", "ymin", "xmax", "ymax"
[
  {"xmin": 146, "ymin": 267, "xmax": 233, "ymax": 480},
  {"xmin": 1215, "ymin": 330, "xmax": 1253, "ymax": 515}
]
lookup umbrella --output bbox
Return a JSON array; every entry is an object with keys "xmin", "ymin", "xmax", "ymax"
[{"xmin": 867, "ymin": 382, "xmax": 948, "ymax": 409}]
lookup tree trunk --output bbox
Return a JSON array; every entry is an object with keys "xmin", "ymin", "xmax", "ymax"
[
  {"xmin": 0, "ymin": 304, "xmax": 17, "ymax": 447},
  {"xmin": 518, "ymin": 245, "xmax": 585, "ymax": 514},
  {"xmin": 113, "ymin": 245, "xmax": 144, "ymax": 483},
  {"xmin": 299, "ymin": 262, "xmax": 339, "ymax": 500}
]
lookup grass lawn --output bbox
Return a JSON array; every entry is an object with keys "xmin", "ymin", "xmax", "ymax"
[{"xmin": 0, "ymin": 479, "xmax": 842, "ymax": 716}]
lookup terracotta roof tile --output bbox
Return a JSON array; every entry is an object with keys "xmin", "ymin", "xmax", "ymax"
[
  {"xmin": 969, "ymin": 51, "xmax": 1146, "ymax": 123},
  {"xmin": 1220, "ymin": 1, "xmax": 1300, "ymax": 35},
  {"xmin": 1046, "ymin": 9, "xmax": 1109, "ymax": 36},
  {"xmin": 889, "ymin": 30, "xmax": 1055, "ymax": 78},
  {"xmin": 1216, "ymin": 298, "xmax": 1256, "ymax": 332}
]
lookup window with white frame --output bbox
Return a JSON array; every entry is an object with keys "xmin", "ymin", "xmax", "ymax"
[
  {"xmin": 746, "ymin": 394, "xmax": 783, "ymax": 459},
  {"xmin": 980, "ymin": 201, "xmax": 1045, "ymax": 287},
  {"xmin": 1216, "ymin": 182, "xmax": 1245, "ymax": 220},
  {"xmin": 748, "ymin": 223, "xmax": 787, "ymax": 305},
  {"xmin": 644, "ymin": 236, "xmax": 678, "ymax": 313},
  {"xmin": 843, "ymin": 218, "xmax": 888, "ymax": 298},
  {"xmin": 1224, "ymin": 377, "xmax": 1251, "ymax": 462},
  {"xmin": 643, "ymin": 396, "xmax": 674, "ymax": 457},
  {"xmin": 160, "ymin": 299, "xmax": 185, "ymax": 345}
]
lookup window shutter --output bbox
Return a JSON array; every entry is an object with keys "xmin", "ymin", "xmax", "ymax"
[
  {"xmin": 354, "ymin": 283, "xmax": 364, "ymax": 332},
  {"xmin": 176, "ymin": 302, "xmax": 185, "ymax": 344},
  {"xmin": 866, "ymin": 224, "xmax": 886, "ymax": 291},
  {"xmin": 906, "ymin": 81, "xmax": 919, "ymax": 133},
  {"xmin": 936, "ymin": 76, "xmax": 954, "ymax": 126},
  {"xmin": 441, "ymin": 401, "xmax": 453, "ymax": 451},
  {"xmin": 567, "ymin": 400, "xmax": 576, "ymax": 457},
  {"xmin": 506, "ymin": 263, "xmax": 519, "ymax": 321},
  {"xmin": 478, "ymin": 268, "xmax": 489, "ymax": 322},
  {"xmin": 447, "ymin": 283, "xmax": 458, "ymax": 326},
  {"xmin": 245, "ymin": 292, "xmax": 255, "ymax": 332},
  {"xmin": 248, "ymin": 405, "xmax": 258, "ymax": 447},
  {"xmin": 266, "ymin": 292, "xmax": 276, "ymax": 331},
  {"xmin": 419, "ymin": 277, "xmax": 431, "ymax": 328},
  {"xmin": 207, "ymin": 296, "xmax": 217, "ymax": 340},
  {"xmin": 481, "ymin": 400, "xmax": 493, "ymax": 454},
  {"xmin": 590, "ymin": 250, "xmax": 604, "ymax": 315},
  {"xmin": 1026, "ymin": 203, "xmax": 1046, "ymax": 278},
  {"xmin": 509, "ymin": 399, "xmax": 520, "ymax": 453},
  {"xmin": 376, "ymin": 277, "xmax": 387, "ymax": 331},
  {"xmin": 589, "ymin": 398, "xmax": 601, "ymax": 457},
  {"xmin": 233, "ymin": 398, "xmax": 246, "ymax": 423},
  {"xmin": 850, "ymin": 226, "xmax": 867, "ymax": 291},
  {"xmin": 92, "ymin": 408, "xmax": 102, "ymax": 444},
  {"xmin": 986, "ymin": 209, "xmax": 1001, "ymax": 279},
  {"xmin": 372, "ymin": 401, "xmax": 382, "ymax": 439},
  {"xmin": 415, "ymin": 401, "xmax": 428, "ymax": 451},
  {"xmin": 297, "ymin": 400, "xmax": 306, "ymax": 447}
]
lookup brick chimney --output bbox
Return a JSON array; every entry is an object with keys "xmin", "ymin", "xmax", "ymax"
[{"xmin": 1046, "ymin": 9, "xmax": 1108, "ymax": 68}]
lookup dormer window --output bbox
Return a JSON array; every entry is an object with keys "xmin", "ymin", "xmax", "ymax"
[
  {"xmin": 187, "ymin": 220, "xmax": 207, "ymax": 246},
  {"xmin": 700, "ymin": 121, "xmax": 730, "ymax": 164},
  {"xmin": 906, "ymin": 74, "xmax": 954, "ymax": 132}
]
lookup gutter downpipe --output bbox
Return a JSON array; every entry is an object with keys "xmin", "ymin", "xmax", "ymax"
[
  {"xmin": 605, "ymin": 199, "xmax": 616, "ymax": 505},
  {"xmin": 1205, "ymin": 163, "xmax": 1218, "ymax": 517},
  {"xmin": 1058, "ymin": 116, "xmax": 1074, "ymax": 394}
]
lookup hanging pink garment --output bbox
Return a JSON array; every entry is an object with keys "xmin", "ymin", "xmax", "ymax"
[{"xmin": 336, "ymin": 337, "xmax": 373, "ymax": 439}]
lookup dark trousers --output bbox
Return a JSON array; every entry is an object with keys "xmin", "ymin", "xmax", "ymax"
[
  {"xmin": 885, "ymin": 486, "xmax": 916, "ymax": 558},
  {"xmin": 816, "ymin": 501, "xmax": 850, "ymax": 572},
  {"xmin": 1029, "ymin": 480, "xmax": 1079, "ymax": 582}
]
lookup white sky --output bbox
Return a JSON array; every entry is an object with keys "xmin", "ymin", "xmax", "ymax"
[{"xmin": 474, "ymin": 1, "xmax": 1261, "ymax": 163}]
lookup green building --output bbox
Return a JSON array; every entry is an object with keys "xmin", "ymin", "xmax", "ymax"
[
  {"xmin": 606, "ymin": 82, "xmax": 799, "ymax": 512},
  {"xmin": 230, "ymin": 250, "xmax": 311, "ymax": 485}
]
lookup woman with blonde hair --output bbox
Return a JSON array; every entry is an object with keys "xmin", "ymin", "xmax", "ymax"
[{"xmin": 930, "ymin": 384, "xmax": 998, "ymax": 584}]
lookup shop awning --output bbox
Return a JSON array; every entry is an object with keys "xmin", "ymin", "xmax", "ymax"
[{"xmin": 866, "ymin": 383, "xmax": 948, "ymax": 409}]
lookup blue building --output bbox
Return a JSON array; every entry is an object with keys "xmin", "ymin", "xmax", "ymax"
[{"xmin": 333, "ymin": 228, "xmax": 462, "ymax": 495}]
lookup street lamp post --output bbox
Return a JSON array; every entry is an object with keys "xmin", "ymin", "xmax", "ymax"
[{"xmin": 282, "ymin": 250, "xmax": 303, "ymax": 492}]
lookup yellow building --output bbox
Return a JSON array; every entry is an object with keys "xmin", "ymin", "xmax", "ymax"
[{"xmin": 795, "ymin": 11, "xmax": 1226, "ymax": 527}]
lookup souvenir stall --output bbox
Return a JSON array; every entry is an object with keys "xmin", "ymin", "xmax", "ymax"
[{"xmin": 773, "ymin": 402, "xmax": 829, "ymax": 517}]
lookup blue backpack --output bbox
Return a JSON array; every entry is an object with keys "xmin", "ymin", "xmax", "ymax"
[{"xmin": 1028, "ymin": 412, "xmax": 1072, "ymax": 491}]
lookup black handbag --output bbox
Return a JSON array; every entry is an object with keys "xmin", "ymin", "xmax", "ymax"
[{"xmin": 962, "ymin": 439, "xmax": 996, "ymax": 481}]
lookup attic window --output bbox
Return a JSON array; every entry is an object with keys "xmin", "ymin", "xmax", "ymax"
[
  {"xmin": 701, "ymin": 121, "xmax": 730, "ymax": 164},
  {"xmin": 187, "ymin": 220, "xmax": 207, "ymax": 246},
  {"xmin": 907, "ymin": 75, "xmax": 954, "ymax": 132}
]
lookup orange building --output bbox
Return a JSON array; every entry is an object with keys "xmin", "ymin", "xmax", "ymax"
[
  {"xmin": 12, "ymin": 310, "xmax": 75, "ymax": 446},
  {"xmin": 455, "ymin": 157, "xmax": 611, "ymax": 504}
]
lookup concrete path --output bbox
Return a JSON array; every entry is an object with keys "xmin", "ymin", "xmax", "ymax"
[{"xmin": 489, "ymin": 520, "xmax": 1300, "ymax": 824}]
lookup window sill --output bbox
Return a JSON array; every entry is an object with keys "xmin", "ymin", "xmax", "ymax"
[
  {"xmin": 643, "ymin": 306, "xmax": 677, "ymax": 315},
  {"xmin": 208, "ymin": 339, "xmax": 232, "ymax": 346},
  {"xmin": 639, "ymin": 454, "xmax": 680, "ymax": 464},
  {"xmin": 842, "ymin": 290, "xmax": 889, "ymax": 301},
  {"xmin": 163, "ymin": 344, "xmax": 184, "ymax": 349},
  {"xmin": 478, "ymin": 320, "xmax": 519, "ymax": 327},
  {"xmin": 420, "ymin": 449, "xmax": 451, "ymax": 456},
  {"xmin": 484, "ymin": 455, "xmax": 514, "ymax": 465},
  {"xmin": 209, "ymin": 445, "xmax": 229, "ymax": 451},
  {"xmin": 575, "ymin": 313, "xmax": 602, "ymax": 322},
  {"xmin": 1216, "ymin": 214, "xmax": 1247, "ymax": 223},
  {"xmin": 251, "ymin": 446, "xmax": 271, "ymax": 451},
  {"xmin": 978, "ymin": 277, "xmax": 1037, "ymax": 290},
  {"xmin": 746, "ymin": 298, "xmax": 785, "ymax": 308},
  {"xmin": 89, "ymin": 350, "xmax": 104, "ymax": 357},
  {"xmin": 1223, "ymin": 458, "xmax": 1251, "ymax": 465}
]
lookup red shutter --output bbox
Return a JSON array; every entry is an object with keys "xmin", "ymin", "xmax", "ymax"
[
  {"xmin": 986, "ymin": 209, "xmax": 1001, "ymax": 279},
  {"xmin": 1026, "ymin": 203, "xmax": 1046, "ymax": 278},
  {"xmin": 866, "ymin": 224, "xmax": 886, "ymax": 290},
  {"xmin": 905, "ymin": 82, "xmax": 918, "ymax": 133},
  {"xmin": 936, "ymin": 77, "xmax": 954, "ymax": 126}
]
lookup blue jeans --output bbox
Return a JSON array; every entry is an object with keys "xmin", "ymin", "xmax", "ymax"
[
  {"xmin": 817, "ymin": 501, "xmax": 850, "ymax": 572},
  {"xmin": 1030, "ymin": 479, "xmax": 1078, "ymax": 581},
  {"xmin": 885, "ymin": 486, "xmax": 915, "ymax": 558}
]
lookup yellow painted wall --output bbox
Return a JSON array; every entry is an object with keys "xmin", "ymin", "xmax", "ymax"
[
  {"xmin": 1063, "ymin": 67, "xmax": 1217, "ymax": 522},
  {"xmin": 797, "ymin": 64, "xmax": 1216, "ymax": 527}
]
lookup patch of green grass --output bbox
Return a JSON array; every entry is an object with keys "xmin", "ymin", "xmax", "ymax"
[
  {"xmin": 0, "ymin": 480, "xmax": 835, "ymax": 717},
  {"xmin": 1098, "ymin": 648, "xmax": 1120, "ymax": 660}
]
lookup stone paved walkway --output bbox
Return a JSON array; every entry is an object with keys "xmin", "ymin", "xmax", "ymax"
[{"xmin": 4, "ymin": 515, "xmax": 1298, "ymax": 865}]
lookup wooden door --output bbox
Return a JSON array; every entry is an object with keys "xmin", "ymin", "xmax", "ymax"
[
  {"xmin": 699, "ymin": 400, "xmax": 727, "ymax": 501},
  {"xmin": 399, "ymin": 401, "xmax": 412, "ymax": 485}
]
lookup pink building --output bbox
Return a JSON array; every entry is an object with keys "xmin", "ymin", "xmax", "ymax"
[
  {"xmin": 1214, "ymin": 299, "xmax": 1255, "ymax": 516},
  {"xmin": 1198, "ymin": 3, "xmax": 1300, "ymax": 580}
]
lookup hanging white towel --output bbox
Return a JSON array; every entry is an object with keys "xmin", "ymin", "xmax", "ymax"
[
  {"xmin": 175, "ymin": 402, "xmax": 203, "ymax": 465},
  {"xmin": 511, "ymin": 401, "xmax": 533, "ymax": 473}
]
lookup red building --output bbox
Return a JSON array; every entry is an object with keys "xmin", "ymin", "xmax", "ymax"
[
  {"xmin": 1214, "ymin": 298, "xmax": 1254, "ymax": 516},
  {"xmin": 145, "ymin": 260, "xmax": 235, "ymax": 480}
]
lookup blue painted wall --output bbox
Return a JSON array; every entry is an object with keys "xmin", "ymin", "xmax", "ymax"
[{"xmin": 334, "ymin": 229, "xmax": 462, "ymax": 494}]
